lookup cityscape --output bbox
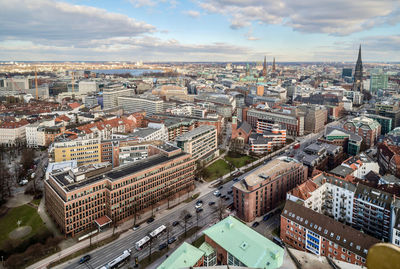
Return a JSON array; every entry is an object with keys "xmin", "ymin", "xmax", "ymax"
[{"xmin": 0, "ymin": 1, "xmax": 400, "ymax": 269}]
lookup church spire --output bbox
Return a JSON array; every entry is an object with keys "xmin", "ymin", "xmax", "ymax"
[
  {"xmin": 353, "ymin": 45, "xmax": 363, "ymax": 93},
  {"xmin": 262, "ymin": 56, "xmax": 267, "ymax": 77},
  {"xmin": 272, "ymin": 57, "xmax": 276, "ymax": 72}
]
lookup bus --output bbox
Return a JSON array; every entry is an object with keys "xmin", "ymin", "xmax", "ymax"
[
  {"xmin": 149, "ymin": 225, "xmax": 166, "ymax": 238},
  {"xmin": 100, "ymin": 249, "xmax": 131, "ymax": 269},
  {"xmin": 135, "ymin": 236, "xmax": 150, "ymax": 250}
]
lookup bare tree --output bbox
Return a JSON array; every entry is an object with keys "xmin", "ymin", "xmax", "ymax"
[
  {"xmin": 0, "ymin": 161, "xmax": 11, "ymax": 202},
  {"xmin": 181, "ymin": 209, "xmax": 190, "ymax": 237},
  {"xmin": 217, "ymin": 198, "xmax": 226, "ymax": 221}
]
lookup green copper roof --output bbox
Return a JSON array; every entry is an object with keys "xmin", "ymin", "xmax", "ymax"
[
  {"xmin": 157, "ymin": 242, "xmax": 204, "ymax": 269},
  {"xmin": 203, "ymin": 216, "xmax": 284, "ymax": 268},
  {"xmin": 199, "ymin": 242, "xmax": 215, "ymax": 256}
]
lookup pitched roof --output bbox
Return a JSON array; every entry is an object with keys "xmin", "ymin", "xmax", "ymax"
[
  {"xmin": 238, "ymin": 121, "xmax": 252, "ymax": 134},
  {"xmin": 282, "ymin": 200, "xmax": 380, "ymax": 258},
  {"xmin": 203, "ymin": 216, "xmax": 284, "ymax": 268},
  {"xmin": 157, "ymin": 242, "xmax": 204, "ymax": 269}
]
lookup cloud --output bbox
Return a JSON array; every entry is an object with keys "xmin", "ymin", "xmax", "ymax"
[
  {"xmin": 0, "ymin": 0, "xmax": 156, "ymax": 47},
  {"xmin": 199, "ymin": 0, "xmax": 400, "ymax": 35},
  {"xmin": 184, "ymin": 10, "xmax": 201, "ymax": 18},
  {"xmin": 245, "ymin": 28, "xmax": 260, "ymax": 41},
  {"xmin": 129, "ymin": 0, "xmax": 178, "ymax": 8}
]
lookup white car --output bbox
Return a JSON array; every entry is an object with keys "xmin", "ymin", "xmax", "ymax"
[
  {"xmin": 19, "ymin": 179, "xmax": 28, "ymax": 186},
  {"xmin": 195, "ymin": 203, "xmax": 203, "ymax": 209},
  {"xmin": 213, "ymin": 190, "xmax": 220, "ymax": 196}
]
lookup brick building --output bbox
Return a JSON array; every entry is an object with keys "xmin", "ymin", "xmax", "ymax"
[
  {"xmin": 233, "ymin": 157, "xmax": 308, "ymax": 222},
  {"xmin": 45, "ymin": 145, "xmax": 195, "ymax": 237},
  {"xmin": 377, "ymin": 141, "xmax": 400, "ymax": 178},
  {"xmin": 343, "ymin": 116, "xmax": 381, "ymax": 148},
  {"xmin": 281, "ymin": 200, "xmax": 380, "ymax": 267},
  {"xmin": 298, "ymin": 105, "xmax": 328, "ymax": 134}
]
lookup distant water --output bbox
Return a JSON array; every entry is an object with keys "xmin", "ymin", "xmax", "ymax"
[{"xmin": 92, "ymin": 69, "xmax": 162, "ymax": 76}]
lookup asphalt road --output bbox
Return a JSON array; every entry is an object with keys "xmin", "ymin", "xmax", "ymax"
[{"xmin": 60, "ymin": 181, "xmax": 236, "ymax": 269}]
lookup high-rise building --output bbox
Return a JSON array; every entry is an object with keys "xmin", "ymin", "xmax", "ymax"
[
  {"xmin": 103, "ymin": 85, "xmax": 133, "ymax": 110},
  {"xmin": 118, "ymin": 95, "xmax": 164, "ymax": 115},
  {"xmin": 272, "ymin": 57, "xmax": 276, "ymax": 72},
  {"xmin": 353, "ymin": 45, "xmax": 363, "ymax": 93},
  {"xmin": 342, "ymin": 68, "xmax": 352, "ymax": 78},
  {"xmin": 370, "ymin": 69, "xmax": 389, "ymax": 93},
  {"xmin": 262, "ymin": 56, "xmax": 267, "ymax": 77}
]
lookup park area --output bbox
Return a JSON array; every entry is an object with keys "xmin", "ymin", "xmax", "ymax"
[
  {"xmin": 224, "ymin": 151, "xmax": 257, "ymax": 168},
  {"xmin": 203, "ymin": 159, "xmax": 231, "ymax": 182}
]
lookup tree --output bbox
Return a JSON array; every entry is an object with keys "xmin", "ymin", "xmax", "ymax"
[
  {"xmin": 21, "ymin": 148, "xmax": 35, "ymax": 173},
  {"xmin": 217, "ymin": 198, "xmax": 226, "ymax": 221},
  {"xmin": 0, "ymin": 161, "xmax": 12, "ymax": 203},
  {"xmin": 181, "ymin": 209, "xmax": 190, "ymax": 237}
]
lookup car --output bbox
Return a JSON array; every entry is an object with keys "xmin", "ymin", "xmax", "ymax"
[
  {"xmin": 263, "ymin": 214, "xmax": 270, "ymax": 221},
  {"xmin": 79, "ymin": 255, "xmax": 91, "ymax": 264},
  {"xmin": 273, "ymin": 236, "xmax": 284, "ymax": 247},
  {"xmin": 19, "ymin": 179, "xmax": 28, "ymax": 186},
  {"xmin": 252, "ymin": 222, "xmax": 259, "ymax": 228},
  {"xmin": 196, "ymin": 200, "xmax": 203, "ymax": 204},
  {"xmin": 221, "ymin": 195, "xmax": 226, "ymax": 199},
  {"xmin": 172, "ymin": 221, "xmax": 180, "ymax": 226},
  {"xmin": 196, "ymin": 208, "xmax": 203, "ymax": 213},
  {"xmin": 224, "ymin": 196, "xmax": 230, "ymax": 201},
  {"xmin": 168, "ymin": 236, "xmax": 177, "ymax": 244},
  {"xmin": 233, "ymin": 178, "xmax": 240, "ymax": 182},
  {"xmin": 195, "ymin": 203, "xmax": 203, "ymax": 209},
  {"xmin": 185, "ymin": 213, "xmax": 192, "ymax": 220},
  {"xmin": 218, "ymin": 185, "xmax": 223, "ymax": 190},
  {"xmin": 208, "ymin": 201, "xmax": 216, "ymax": 206},
  {"xmin": 159, "ymin": 243, "xmax": 168, "ymax": 250},
  {"xmin": 132, "ymin": 224, "xmax": 140, "ymax": 230},
  {"xmin": 213, "ymin": 190, "xmax": 220, "ymax": 196},
  {"xmin": 146, "ymin": 217, "xmax": 155, "ymax": 223},
  {"xmin": 227, "ymin": 190, "xmax": 233, "ymax": 195},
  {"xmin": 215, "ymin": 192, "xmax": 221, "ymax": 197}
]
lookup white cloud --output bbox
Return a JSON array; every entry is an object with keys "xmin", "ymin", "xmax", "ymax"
[
  {"xmin": 0, "ymin": 0, "xmax": 156, "ymax": 46},
  {"xmin": 199, "ymin": 0, "xmax": 400, "ymax": 35},
  {"xmin": 184, "ymin": 10, "xmax": 201, "ymax": 18}
]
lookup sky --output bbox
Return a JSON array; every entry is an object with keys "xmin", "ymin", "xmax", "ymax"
[{"xmin": 0, "ymin": 0, "xmax": 399, "ymax": 62}]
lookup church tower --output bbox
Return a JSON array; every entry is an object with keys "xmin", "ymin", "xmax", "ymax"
[
  {"xmin": 353, "ymin": 45, "xmax": 363, "ymax": 93},
  {"xmin": 262, "ymin": 56, "xmax": 267, "ymax": 77}
]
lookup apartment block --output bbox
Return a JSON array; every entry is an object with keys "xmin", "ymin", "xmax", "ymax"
[
  {"xmin": 45, "ymin": 146, "xmax": 195, "ymax": 237},
  {"xmin": 118, "ymin": 95, "xmax": 164, "ymax": 115},
  {"xmin": 53, "ymin": 137, "xmax": 101, "ymax": 166},
  {"xmin": 176, "ymin": 125, "xmax": 217, "ymax": 161},
  {"xmin": 0, "ymin": 119, "xmax": 29, "ymax": 146},
  {"xmin": 233, "ymin": 157, "xmax": 308, "ymax": 222},
  {"xmin": 249, "ymin": 125, "xmax": 286, "ymax": 153},
  {"xmin": 281, "ymin": 200, "xmax": 380, "ymax": 267},
  {"xmin": 103, "ymin": 85, "xmax": 134, "ymax": 110},
  {"xmin": 377, "ymin": 142, "xmax": 400, "ymax": 178},
  {"xmin": 320, "ymin": 126, "xmax": 362, "ymax": 156},
  {"xmin": 344, "ymin": 116, "xmax": 381, "ymax": 148},
  {"xmin": 298, "ymin": 105, "xmax": 328, "ymax": 134}
]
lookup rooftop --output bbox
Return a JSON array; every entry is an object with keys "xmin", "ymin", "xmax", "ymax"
[
  {"xmin": 203, "ymin": 216, "xmax": 284, "ymax": 268},
  {"xmin": 157, "ymin": 242, "xmax": 204, "ymax": 269},
  {"xmin": 175, "ymin": 125, "xmax": 215, "ymax": 141},
  {"xmin": 330, "ymin": 165, "xmax": 354, "ymax": 178},
  {"xmin": 282, "ymin": 200, "xmax": 380, "ymax": 258}
]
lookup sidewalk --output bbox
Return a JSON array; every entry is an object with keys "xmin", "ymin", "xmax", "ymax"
[{"xmin": 27, "ymin": 180, "xmax": 216, "ymax": 269}]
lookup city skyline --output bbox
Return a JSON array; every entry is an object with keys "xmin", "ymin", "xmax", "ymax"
[{"xmin": 0, "ymin": 0, "xmax": 399, "ymax": 62}]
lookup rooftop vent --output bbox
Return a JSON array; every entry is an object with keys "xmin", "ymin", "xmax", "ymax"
[{"xmin": 240, "ymin": 241, "xmax": 249, "ymax": 250}]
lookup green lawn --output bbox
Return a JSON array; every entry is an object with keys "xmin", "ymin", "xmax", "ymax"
[
  {"xmin": 31, "ymin": 199, "xmax": 41, "ymax": 206},
  {"xmin": 225, "ymin": 152, "xmax": 256, "ymax": 168},
  {"xmin": 204, "ymin": 159, "xmax": 231, "ymax": 182},
  {"xmin": 0, "ymin": 205, "xmax": 45, "ymax": 249}
]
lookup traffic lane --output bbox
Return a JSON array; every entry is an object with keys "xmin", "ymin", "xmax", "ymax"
[{"xmin": 64, "ymin": 192, "xmax": 221, "ymax": 269}]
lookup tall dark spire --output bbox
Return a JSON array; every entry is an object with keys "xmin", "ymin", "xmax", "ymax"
[
  {"xmin": 262, "ymin": 56, "xmax": 267, "ymax": 77},
  {"xmin": 272, "ymin": 57, "xmax": 276, "ymax": 72},
  {"xmin": 353, "ymin": 45, "xmax": 363, "ymax": 92}
]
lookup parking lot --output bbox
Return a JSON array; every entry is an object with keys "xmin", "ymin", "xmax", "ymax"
[{"xmin": 248, "ymin": 209, "xmax": 281, "ymax": 241}]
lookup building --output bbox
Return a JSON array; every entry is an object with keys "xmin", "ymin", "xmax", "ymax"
[
  {"xmin": 45, "ymin": 147, "xmax": 195, "ymax": 237},
  {"xmin": 341, "ymin": 154, "xmax": 380, "ymax": 180},
  {"xmin": 281, "ymin": 200, "xmax": 380, "ymax": 267},
  {"xmin": 377, "ymin": 142, "xmax": 400, "ymax": 178},
  {"xmin": 369, "ymin": 101, "xmax": 400, "ymax": 128},
  {"xmin": 231, "ymin": 116, "xmax": 253, "ymax": 149},
  {"xmin": 102, "ymin": 85, "xmax": 133, "ymax": 110},
  {"xmin": 203, "ymin": 216, "xmax": 284, "ymax": 268},
  {"xmin": 352, "ymin": 184, "xmax": 392, "ymax": 242},
  {"xmin": 158, "ymin": 242, "xmax": 205, "ymax": 269},
  {"xmin": 320, "ymin": 126, "xmax": 362, "ymax": 156},
  {"xmin": 343, "ymin": 116, "xmax": 381, "ymax": 148},
  {"xmin": 52, "ymin": 137, "xmax": 101, "ymax": 166},
  {"xmin": 249, "ymin": 125, "xmax": 286, "ymax": 153},
  {"xmin": 298, "ymin": 105, "xmax": 328, "ymax": 134},
  {"xmin": 176, "ymin": 125, "xmax": 217, "ymax": 161},
  {"xmin": 118, "ymin": 95, "xmax": 164, "ymax": 115},
  {"xmin": 0, "ymin": 119, "xmax": 29, "ymax": 146},
  {"xmin": 365, "ymin": 113, "xmax": 392, "ymax": 135},
  {"xmin": 246, "ymin": 108, "xmax": 304, "ymax": 136},
  {"xmin": 26, "ymin": 120, "xmax": 54, "ymax": 147},
  {"xmin": 233, "ymin": 157, "xmax": 308, "ymax": 222},
  {"xmin": 370, "ymin": 69, "xmax": 388, "ymax": 93},
  {"xmin": 353, "ymin": 45, "xmax": 363, "ymax": 93},
  {"xmin": 78, "ymin": 81, "xmax": 98, "ymax": 94}
]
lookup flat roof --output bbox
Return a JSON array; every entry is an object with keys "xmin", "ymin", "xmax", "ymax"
[
  {"xmin": 175, "ymin": 125, "xmax": 215, "ymax": 141},
  {"xmin": 157, "ymin": 242, "xmax": 204, "ymax": 269},
  {"xmin": 203, "ymin": 216, "xmax": 284, "ymax": 268}
]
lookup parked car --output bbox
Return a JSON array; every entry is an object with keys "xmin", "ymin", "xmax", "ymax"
[
  {"xmin": 227, "ymin": 190, "xmax": 233, "ymax": 195},
  {"xmin": 252, "ymin": 222, "xmax": 259, "ymax": 228},
  {"xmin": 224, "ymin": 196, "xmax": 230, "ymax": 201},
  {"xmin": 132, "ymin": 224, "xmax": 140, "ymax": 230},
  {"xmin": 19, "ymin": 179, "xmax": 28, "ymax": 186},
  {"xmin": 168, "ymin": 236, "xmax": 177, "ymax": 244},
  {"xmin": 196, "ymin": 208, "xmax": 203, "ymax": 213},
  {"xmin": 172, "ymin": 221, "xmax": 180, "ymax": 226},
  {"xmin": 218, "ymin": 185, "xmax": 223, "ymax": 190},
  {"xmin": 196, "ymin": 200, "xmax": 203, "ymax": 204},
  {"xmin": 195, "ymin": 203, "xmax": 203, "ymax": 209},
  {"xmin": 159, "ymin": 243, "xmax": 167, "ymax": 250},
  {"xmin": 146, "ymin": 217, "xmax": 155, "ymax": 223},
  {"xmin": 213, "ymin": 190, "xmax": 220, "ymax": 196},
  {"xmin": 79, "ymin": 255, "xmax": 91, "ymax": 264},
  {"xmin": 185, "ymin": 213, "xmax": 192, "ymax": 220},
  {"xmin": 208, "ymin": 201, "xmax": 216, "ymax": 206},
  {"xmin": 263, "ymin": 214, "xmax": 270, "ymax": 221},
  {"xmin": 273, "ymin": 236, "xmax": 284, "ymax": 247},
  {"xmin": 233, "ymin": 177, "xmax": 240, "ymax": 182},
  {"xmin": 221, "ymin": 195, "xmax": 226, "ymax": 199}
]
